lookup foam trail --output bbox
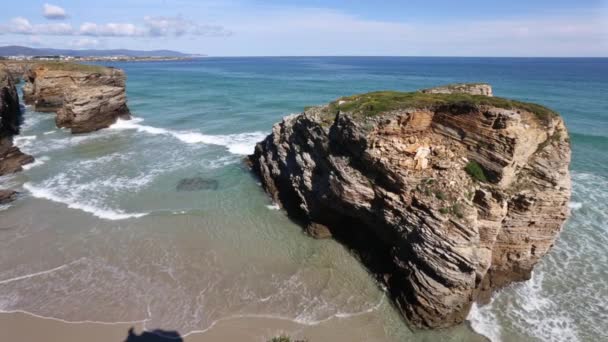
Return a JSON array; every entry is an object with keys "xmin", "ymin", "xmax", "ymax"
[
  {"xmin": 0, "ymin": 262, "xmax": 74, "ymax": 285},
  {"xmin": 110, "ymin": 118, "xmax": 266, "ymax": 155},
  {"xmin": 23, "ymin": 183, "xmax": 147, "ymax": 221},
  {"xmin": 568, "ymin": 201, "xmax": 582, "ymax": 211},
  {"xmin": 13, "ymin": 135, "xmax": 37, "ymax": 149},
  {"xmin": 22, "ymin": 156, "xmax": 50, "ymax": 170},
  {"xmin": 468, "ymin": 302, "xmax": 501, "ymax": 342}
]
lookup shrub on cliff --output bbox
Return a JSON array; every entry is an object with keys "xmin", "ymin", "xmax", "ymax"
[{"xmin": 464, "ymin": 160, "xmax": 488, "ymax": 182}]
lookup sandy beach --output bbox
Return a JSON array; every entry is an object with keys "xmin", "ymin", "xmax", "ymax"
[{"xmin": 0, "ymin": 310, "xmax": 488, "ymax": 342}]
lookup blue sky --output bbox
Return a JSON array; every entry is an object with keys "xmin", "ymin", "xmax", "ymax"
[{"xmin": 0, "ymin": 0, "xmax": 606, "ymax": 56}]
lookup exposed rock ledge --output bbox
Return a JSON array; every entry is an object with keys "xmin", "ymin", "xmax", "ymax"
[
  {"xmin": 249, "ymin": 84, "xmax": 571, "ymax": 328},
  {"xmin": 0, "ymin": 68, "xmax": 34, "ymax": 202},
  {"xmin": 23, "ymin": 63, "xmax": 131, "ymax": 133}
]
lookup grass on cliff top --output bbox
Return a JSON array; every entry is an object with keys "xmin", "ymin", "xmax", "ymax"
[
  {"xmin": 38, "ymin": 62, "xmax": 110, "ymax": 73},
  {"xmin": 323, "ymin": 91, "xmax": 558, "ymax": 124}
]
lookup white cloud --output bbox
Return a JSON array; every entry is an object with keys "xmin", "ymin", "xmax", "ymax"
[
  {"xmin": 79, "ymin": 22, "xmax": 146, "ymax": 37},
  {"xmin": 0, "ymin": 16, "xmax": 231, "ymax": 38},
  {"xmin": 69, "ymin": 38, "xmax": 100, "ymax": 48},
  {"xmin": 43, "ymin": 3, "xmax": 68, "ymax": 20},
  {"xmin": 143, "ymin": 16, "xmax": 231, "ymax": 37},
  {"xmin": 9, "ymin": 17, "xmax": 33, "ymax": 33},
  {"xmin": 1, "ymin": 17, "xmax": 73, "ymax": 35}
]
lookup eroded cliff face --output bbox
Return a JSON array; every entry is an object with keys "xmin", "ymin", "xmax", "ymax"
[
  {"xmin": 0, "ymin": 68, "xmax": 34, "ymax": 201},
  {"xmin": 0, "ymin": 61, "xmax": 34, "ymax": 82},
  {"xmin": 249, "ymin": 84, "xmax": 571, "ymax": 328},
  {"xmin": 23, "ymin": 63, "xmax": 131, "ymax": 133}
]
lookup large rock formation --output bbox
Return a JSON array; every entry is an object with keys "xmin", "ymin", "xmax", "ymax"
[
  {"xmin": 0, "ymin": 68, "xmax": 34, "ymax": 185},
  {"xmin": 23, "ymin": 63, "xmax": 131, "ymax": 133},
  {"xmin": 249, "ymin": 84, "xmax": 571, "ymax": 328},
  {"xmin": 56, "ymin": 85, "xmax": 130, "ymax": 134}
]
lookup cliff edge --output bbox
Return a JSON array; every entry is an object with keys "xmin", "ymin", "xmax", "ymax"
[
  {"xmin": 249, "ymin": 84, "xmax": 571, "ymax": 328},
  {"xmin": 23, "ymin": 62, "xmax": 131, "ymax": 133},
  {"xmin": 0, "ymin": 68, "xmax": 34, "ymax": 202}
]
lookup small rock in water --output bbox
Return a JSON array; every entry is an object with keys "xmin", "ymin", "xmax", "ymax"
[
  {"xmin": 176, "ymin": 177, "xmax": 219, "ymax": 191},
  {"xmin": 0, "ymin": 189, "xmax": 17, "ymax": 204}
]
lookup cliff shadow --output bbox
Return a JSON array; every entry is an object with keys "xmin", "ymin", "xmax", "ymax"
[{"xmin": 124, "ymin": 327, "xmax": 183, "ymax": 342}]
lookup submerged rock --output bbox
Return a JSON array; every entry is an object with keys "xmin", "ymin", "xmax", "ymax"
[
  {"xmin": 249, "ymin": 84, "xmax": 571, "ymax": 329},
  {"xmin": 176, "ymin": 177, "xmax": 219, "ymax": 191},
  {"xmin": 0, "ymin": 189, "xmax": 17, "ymax": 204},
  {"xmin": 23, "ymin": 63, "xmax": 131, "ymax": 133}
]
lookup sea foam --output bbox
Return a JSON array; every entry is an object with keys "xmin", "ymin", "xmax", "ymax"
[
  {"xmin": 22, "ymin": 156, "xmax": 50, "ymax": 170},
  {"xmin": 23, "ymin": 182, "xmax": 148, "ymax": 220},
  {"xmin": 110, "ymin": 117, "xmax": 266, "ymax": 155}
]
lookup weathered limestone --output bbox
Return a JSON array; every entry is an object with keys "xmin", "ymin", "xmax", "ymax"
[
  {"xmin": 0, "ymin": 137, "xmax": 34, "ymax": 175},
  {"xmin": 420, "ymin": 83, "xmax": 493, "ymax": 96},
  {"xmin": 0, "ymin": 61, "xmax": 34, "ymax": 81},
  {"xmin": 56, "ymin": 85, "xmax": 130, "ymax": 134},
  {"xmin": 23, "ymin": 63, "xmax": 131, "ymax": 133},
  {"xmin": 249, "ymin": 84, "xmax": 571, "ymax": 328}
]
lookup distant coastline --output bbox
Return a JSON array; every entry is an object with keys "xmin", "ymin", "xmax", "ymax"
[{"xmin": 0, "ymin": 45, "xmax": 202, "ymax": 63}]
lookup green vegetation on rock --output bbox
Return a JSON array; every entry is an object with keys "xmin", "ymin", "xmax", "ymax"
[
  {"xmin": 39, "ymin": 62, "xmax": 110, "ymax": 73},
  {"xmin": 464, "ymin": 160, "xmax": 488, "ymax": 182},
  {"xmin": 320, "ymin": 90, "xmax": 557, "ymax": 124}
]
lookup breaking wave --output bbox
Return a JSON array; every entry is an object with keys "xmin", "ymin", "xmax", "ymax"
[
  {"xmin": 23, "ymin": 182, "xmax": 148, "ymax": 221},
  {"xmin": 110, "ymin": 118, "xmax": 266, "ymax": 155}
]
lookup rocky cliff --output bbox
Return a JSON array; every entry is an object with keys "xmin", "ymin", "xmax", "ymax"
[
  {"xmin": 23, "ymin": 63, "xmax": 131, "ymax": 133},
  {"xmin": 249, "ymin": 84, "xmax": 571, "ymax": 328},
  {"xmin": 0, "ymin": 68, "xmax": 34, "ymax": 202},
  {"xmin": 0, "ymin": 61, "xmax": 33, "ymax": 81}
]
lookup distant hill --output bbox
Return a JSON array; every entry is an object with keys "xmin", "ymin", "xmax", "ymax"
[{"xmin": 0, "ymin": 45, "xmax": 198, "ymax": 57}]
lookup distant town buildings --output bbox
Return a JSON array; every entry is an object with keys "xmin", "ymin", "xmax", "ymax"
[{"xmin": 0, "ymin": 55, "xmax": 188, "ymax": 62}]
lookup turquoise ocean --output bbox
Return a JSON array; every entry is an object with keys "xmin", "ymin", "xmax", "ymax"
[{"xmin": 1, "ymin": 57, "xmax": 607, "ymax": 341}]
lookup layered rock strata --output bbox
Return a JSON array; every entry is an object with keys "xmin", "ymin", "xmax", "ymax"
[
  {"xmin": 23, "ymin": 63, "xmax": 131, "ymax": 133},
  {"xmin": 249, "ymin": 84, "xmax": 571, "ymax": 328}
]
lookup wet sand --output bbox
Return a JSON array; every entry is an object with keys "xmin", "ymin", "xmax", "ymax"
[
  {"xmin": 0, "ymin": 311, "xmax": 390, "ymax": 342},
  {"xmin": 0, "ymin": 310, "xmax": 487, "ymax": 342},
  {"xmin": 0, "ymin": 197, "xmax": 489, "ymax": 341}
]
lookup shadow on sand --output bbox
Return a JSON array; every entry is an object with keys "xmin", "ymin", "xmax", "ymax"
[{"xmin": 124, "ymin": 327, "xmax": 183, "ymax": 342}]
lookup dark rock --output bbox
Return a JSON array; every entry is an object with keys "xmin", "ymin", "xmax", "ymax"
[
  {"xmin": 0, "ymin": 137, "xmax": 34, "ymax": 175},
  {"xmin": 0, "ymin": 68, "xmax": 34, "ymax": 177},
  {"xmin": 0, "ymin": 189, "xmax": 17, "ymax": 204},
  {"xmin": 306, "ymin": 222, "xmax": 333, "ymax": 239}
]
